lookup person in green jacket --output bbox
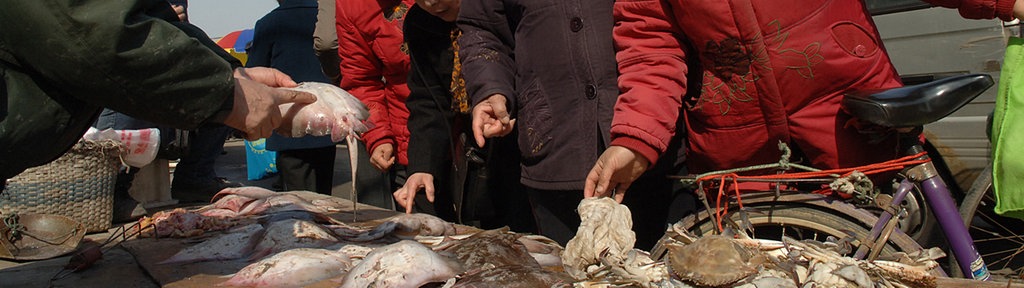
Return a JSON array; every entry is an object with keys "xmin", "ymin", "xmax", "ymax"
[{"xmin": 0, "ymin": 0, "xmax": 316, "ymax": 183}]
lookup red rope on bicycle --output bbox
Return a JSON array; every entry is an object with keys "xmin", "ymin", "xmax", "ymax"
[
  {"xmin": 714, "ymin": 173, "xmax": 743, "ymax": 232},
  {"xmin": 702, "ymin": 151, "xmax": 930, "ymax": 231}
]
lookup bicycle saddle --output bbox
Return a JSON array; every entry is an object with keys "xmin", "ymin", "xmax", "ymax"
[{"xmin": 841, "ymin": 74, "xmax": 993, "ymax": 128}]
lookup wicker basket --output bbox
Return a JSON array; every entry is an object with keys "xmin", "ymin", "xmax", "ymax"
[{"xmin": 1, "ymin": 140, "xmax": 124, "ymax": 232}]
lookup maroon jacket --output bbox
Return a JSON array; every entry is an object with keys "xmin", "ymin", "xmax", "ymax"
[{"xmin": 610, "ymin": 0, "xmax": 1015, "ymax": 173}]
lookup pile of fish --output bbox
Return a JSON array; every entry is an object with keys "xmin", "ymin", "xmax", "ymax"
[
  {"xmin": 140, "ymin": 189, "xmax": 946, "ymax": 287},
  {"xmin": 138, "ymin": 187, "xmax": 573, "ymax": 287}
]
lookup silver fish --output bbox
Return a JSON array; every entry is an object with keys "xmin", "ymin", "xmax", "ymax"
[
  {"xmin": 339, "ymin": 240, "xmax": 462, "ymax": 288},
  {"xmin": 221, "ymin": 248, "xmax": 353, "ymax": 287},
  {"xmin": 279, "ymin": 82, "xmax": 370, "ymax": 142}
]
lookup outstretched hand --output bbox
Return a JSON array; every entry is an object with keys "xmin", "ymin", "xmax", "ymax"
[
  {"xmin": 223, "ymin": 67, "xmax": 317, "ymax": 140},
  {"xmin": 393, "ymin": 172, "xmax": 435, "ymax": 214},
  {"xmin": 472, "ymin": 94, "xmax": 515, "ymax": 147},
  {"xmin": 583, "ymin": 146, "xmax": 650, "ymax": 203}
]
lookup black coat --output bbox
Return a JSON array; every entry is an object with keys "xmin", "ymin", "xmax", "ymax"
[
  {"xmin": 0, "ymin": 0, "xmax": 239, "ymax": 179},
  {"xmin": 404, "ymin": 5, "xmax": 462, "ymax": 178},
  {"xmin": 457, "ymin": 0, "xmax": 619, "ymax": 190},
  {"xmin": 404, "ymin": 6, "xmax": 529, "ymax": 227},
  {"xmin": 246, "ymin": 0, "xmax": 334, "ymax": 151}
]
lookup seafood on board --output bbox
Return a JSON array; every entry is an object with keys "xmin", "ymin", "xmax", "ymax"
[{"xmin": 133, "ymin": 189, "xmax": 947, "ymax": 287}]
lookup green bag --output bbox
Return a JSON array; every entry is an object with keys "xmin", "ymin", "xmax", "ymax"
[{"xmin": 991, "ymin": 37, "xmax": 1024, "ymax": 219}]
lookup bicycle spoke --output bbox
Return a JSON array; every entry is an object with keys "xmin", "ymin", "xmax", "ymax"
[
  {"xmin": 974, "ymin": 211, "xmax": 1024, "ymax": 246},
  {"xmin": 981, "ymin": 248, "xmax": 1023, "ymax": 271},
  {"xmin": 974, "ymin": 235, "xmax": 1024, "ymax": 244}
]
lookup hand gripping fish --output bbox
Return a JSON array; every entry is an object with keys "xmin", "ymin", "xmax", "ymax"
[{"xmin": 278, "ymin": 83, "xmax": 369, "ymax": 220}]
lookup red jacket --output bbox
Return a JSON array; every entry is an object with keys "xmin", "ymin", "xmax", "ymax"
[
  {"xmin": 610, "ymin": 0, "xmax": 1015, "ymax": 173},
  {"xmin": 336, "ymin": 0, "xmax": 415, "ymax": 165}
]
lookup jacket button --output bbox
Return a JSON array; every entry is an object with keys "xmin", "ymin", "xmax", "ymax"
[
  {"xmin": 570, "ymin": 17, "xmax": 583, "ymax": 32},
  {"xmin": 585, "ymin": 84, "xmax": 597, "ymax": 99}
]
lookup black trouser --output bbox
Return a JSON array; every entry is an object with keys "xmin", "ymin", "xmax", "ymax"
[
  {"xmin": 524, "ymin": 171, "xmax": 687, "ymax": 251},
  {"xmin": 276, "ymin": 146, "xmax": 336, "ymax": 195}
]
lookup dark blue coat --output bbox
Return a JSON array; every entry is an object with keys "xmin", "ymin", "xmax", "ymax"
[{"xmin": 247, "ymin": 0, "xmax": 334, "ymax": 151}]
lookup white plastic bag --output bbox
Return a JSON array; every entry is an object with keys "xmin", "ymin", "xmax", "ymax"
[
  {"xmin": 83, "ymin": 127, "xmax": 160, "ymax": 168},
  {"xmin": 278, "ymin": 82, "xmax": 370, "ymax": 142}
]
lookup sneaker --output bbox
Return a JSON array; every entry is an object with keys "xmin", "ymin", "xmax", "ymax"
[{"xmin": 171, "ymin": 177, "xmax": 242, "ymax": 203}]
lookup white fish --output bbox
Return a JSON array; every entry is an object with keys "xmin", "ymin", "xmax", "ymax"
[
  {"xmin": 386, "ymin": 213, "xmax": 457, "ymax": 239},
  {"xmin": 339, "ymin": 240, "xmax": 462, "ymax": 288},
  {"xmin": 221, "ymin": 248, "xmax": 353, "ymax": 287},
  {"xmin": 279, "ymin": 82, "xmax": 370, "ymax": 142},
  {"xmin": 213, "ymin": 186, "xmax": 279, "ymax": 201}
]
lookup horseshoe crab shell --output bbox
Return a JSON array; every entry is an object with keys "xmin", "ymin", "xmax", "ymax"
[{"xmin": 667, "ymin": 235, "xmax": 765, "ymax": 286}]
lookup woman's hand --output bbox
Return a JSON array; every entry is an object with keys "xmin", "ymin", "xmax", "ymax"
[
  {"xmin": 370, "ymin": 143, "xmax": 396, "ymax": 171},
  {"xmin": 393, "ymin": 173, "xmax": 435, "ymax": 213},
  {"xmin": 584, "ymin": 146, "xmax": 650, "ymax": 203},
  {"xmin": 471, "ymin": 94, "xmax": 515, "ymax": 147}
]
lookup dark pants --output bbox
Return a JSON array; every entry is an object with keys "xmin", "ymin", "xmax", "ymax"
[
  {"xmin": 525, "ymin": 188, "xmax": 584, "ymax": 246},
  {"xmin": 352, "ymin": 141, "xmax": 395, "ymax": 210},
  {"xmin": 277, "ymin": 146, "xmax": 336, "ymax": 195},
  {"xmin": 173, "ymin": 123, "xmax": 232, "ymax": 183},
  {"xmin": 471, "ymin": 135, "xmax": 536, "ymax": 234},
  {"xmin": 525, "ymin": 170, "xmax": 684, "ymax": 251}
]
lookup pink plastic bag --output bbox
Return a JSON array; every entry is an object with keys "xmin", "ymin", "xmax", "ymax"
[{"xmin": 277, "ymin": 82, "xmax": 370, "ymax": 142}]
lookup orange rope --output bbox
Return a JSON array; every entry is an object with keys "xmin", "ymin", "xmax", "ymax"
[
  {"xmin": 714, "ymin": 173, "xmax": 743, "ymax": 232},
  {"xmin": 702, "ymin": 151, "xmax": 930, "ymax": 231}
]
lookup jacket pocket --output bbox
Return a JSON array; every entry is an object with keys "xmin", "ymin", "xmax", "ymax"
[{"xmin": 515, "ymin": 79, "xmax": 553, "ymax": 161}]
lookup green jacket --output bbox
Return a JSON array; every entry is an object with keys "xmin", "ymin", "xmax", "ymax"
[{"xmin": 0, "ymin": 0, "xmax": 240, "ymax": 179}]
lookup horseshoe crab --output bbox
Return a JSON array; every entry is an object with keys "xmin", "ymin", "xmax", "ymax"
[{"xmin": 666, "ymin": 235, "xmax": 766, "ymax": 286}]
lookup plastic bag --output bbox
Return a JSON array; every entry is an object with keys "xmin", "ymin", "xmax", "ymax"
[
  {"xmin": 82, "ymin": 127, "xmax": 160, "ymax": 168},
  {"xmin": 278, "ymin": 82, "xmax": 370, "ymax": 142},
  {"xmin": 244, "ymin": 138, "xmax": 277, "ymax": 181},
  {"xmin": 991, "ymin": 37, "xmax": 1024, "ymax": 219}
]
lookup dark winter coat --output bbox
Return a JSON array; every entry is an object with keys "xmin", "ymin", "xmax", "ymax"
[
  {"xmin": 0, "ymin": 0, "xmax": 240, "ymax": 179},
  {"xmin": 247, "ymin": 0, "xmax": 334, "ymax": 151},
  {"xmin": 457, "ymin": 0, "xmax": 619, "ymax": 190}
]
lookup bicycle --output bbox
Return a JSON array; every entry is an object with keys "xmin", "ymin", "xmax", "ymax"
[{"xmin": 662, "ymin": 73, "xmax": 1023, "ymax": 280}]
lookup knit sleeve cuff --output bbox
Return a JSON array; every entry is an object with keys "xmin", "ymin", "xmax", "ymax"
[{"xmin": 610, "ymin": 136, "xmax": 660, "ymax": 168}]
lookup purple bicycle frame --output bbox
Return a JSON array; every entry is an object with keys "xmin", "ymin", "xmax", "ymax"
[{"xmin": 856, "ymin": 174, "xmax": 990, "ymax": 280}]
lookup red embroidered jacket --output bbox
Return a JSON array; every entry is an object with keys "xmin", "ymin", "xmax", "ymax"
[
  {"xmin": 610, "ymin": 0, "xmax": 1015, "ymax": 173},
  {"xmin": 336, "ymin": 0, "xmax": 415, "ymax": 165}
]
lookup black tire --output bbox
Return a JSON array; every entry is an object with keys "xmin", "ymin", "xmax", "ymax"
[{"xmin": 679, "ymin": 191, "xmax": 943, "ymax": 276}]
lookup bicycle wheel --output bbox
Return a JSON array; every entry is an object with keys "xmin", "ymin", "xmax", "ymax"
[
  {"xmin": 957, "ymin": 164, "xmax": 1024, "ymax": 280},
  {"xmin": 679, "ymin": 191, "xmax": 942, "ymax": 276}
]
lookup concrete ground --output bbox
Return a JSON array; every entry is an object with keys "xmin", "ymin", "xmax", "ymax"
[{"xmin": 209, "ymin": 138, "xmax": 359, "ymax": 200}]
